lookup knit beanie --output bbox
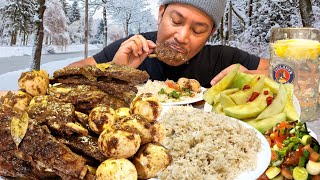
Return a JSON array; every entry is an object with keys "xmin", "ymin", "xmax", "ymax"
[{"xmin": 160, "ymin": 0, "xmax": 227, "ymax": 29}]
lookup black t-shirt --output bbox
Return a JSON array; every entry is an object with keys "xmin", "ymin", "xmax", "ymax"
[{"xmin": 93, "ymin": 31, "xmax": 260, "ymax": 88}]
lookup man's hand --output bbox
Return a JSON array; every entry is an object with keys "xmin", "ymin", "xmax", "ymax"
[
  {"xmin": 112, "ymin": 35, "xmax": 157, "ymax": 68},
  {"xmin": 210, "ymin": 61, "xmax": 269, "ymax": 86},
  {"xmin": 210, "ymin": 64, "xmax": 248, "ymax": 85}
]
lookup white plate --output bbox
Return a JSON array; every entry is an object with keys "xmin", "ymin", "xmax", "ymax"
[
  {"xmin": 235, "ymin": 121, "xmax": 271, "ymax": 180},
  {"xmin": 156, "ymin": 106, "xmax": 271, "ymax": 180},
  {"xmin": 161, "ymin": 87, "xmax": 206, "ymax": 106}
]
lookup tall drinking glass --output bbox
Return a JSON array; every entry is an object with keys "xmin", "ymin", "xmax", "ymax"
[{"xmin": 269, "ymin": 28, "xmax": 320, "ymax": 122}]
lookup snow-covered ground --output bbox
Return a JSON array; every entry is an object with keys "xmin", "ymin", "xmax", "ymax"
[
  {"xmin": 0, "ymin": 44, "xmax": 102, "ymax": 58},
  {"xmin": 0, "ymin": 57, "xmax": 78, "ymax": 91},
  {"xmin": 0, "ymin": 44, "xmax": 102, "ymax": 90}
]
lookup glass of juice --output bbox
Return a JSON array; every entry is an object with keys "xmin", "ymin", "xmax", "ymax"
[{"xmin": 269, "ymin": 28, "xmax": 320, "ymax": 122}]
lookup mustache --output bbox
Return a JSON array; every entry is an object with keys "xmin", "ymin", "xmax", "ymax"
[{"xmin": 161, "ymin": 41, "xmax": 187, "ymax": 54}]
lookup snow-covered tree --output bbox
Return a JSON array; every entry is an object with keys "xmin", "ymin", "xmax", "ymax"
[
  {"xmin": 105, "ymin": 0, "xmax": 155, "ymax": 36},
  {"xmin": 0, "ymin": 0, "xmax": 37, "ymax": 46},
  {"xmin": 69, "ymin": 1, "xmax": 80, "ymax": 24},
  {"xmin": 44, "ymin": 0, "xmax": 69, "ymax": 47},
  {"xmin": 59, "ymin": 0, "xmax": 70, "ymax": 23},
  {"xmin": 92, "ymin": 19, "xmax": 104, "ymax": 44}
]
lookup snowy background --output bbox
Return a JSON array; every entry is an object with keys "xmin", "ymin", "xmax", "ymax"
[{"xmin": 0, "ymin": 0, "xmax": 319, "ymax": 90}]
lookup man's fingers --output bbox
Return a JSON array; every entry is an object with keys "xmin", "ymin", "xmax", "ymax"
[
  {"xmin": 136, "ymin": 35, "xmax": 150, "ymax": 53},
  {"xmin": 210, "ymin": 64, "xmax": 248, "ymax": 85},
  {"xmin": 244, "ymin": 69, "xmax": 268, "ymax": 76},
  {"xmin": 210, "ymin": 69, "xmax": 228, "ymax": 85}
]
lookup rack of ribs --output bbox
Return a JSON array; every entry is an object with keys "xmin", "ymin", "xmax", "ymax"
[{"xmin": 0, "ymin": 105, "xmax": 89, "ymax": 179}]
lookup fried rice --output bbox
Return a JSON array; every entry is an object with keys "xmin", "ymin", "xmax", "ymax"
[{"xmin": 157, "ymin": 106, "xmax": 261, "ymax": 180}]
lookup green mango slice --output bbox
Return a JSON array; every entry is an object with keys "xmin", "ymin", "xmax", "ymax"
[
  {"xmin": 212, "ymin": 88, "xmax": 239, "ymax": 104},
  {"xmin": 265, "ymin": 77, "xmax": 280, "ymax": 94},
  {"xmin": 256, "ymin": 83, "xmax": 287, "ymax": 120},
  {"xmin": 245, "ymin": 113, "xmax": 287, "ymax": 133},
  {"xmin": 212, "ymin": 102, "xmax": 224, "ymax": 114},
  {"xmin": 229, "ymin": 75, "xmax": 266, "ymax": 105},
  {"xmin": 282, "ymin": 84, "xmax": 300, "ymax": 121},
  {"xmin": 224, "ymin": 88, "xmax": 272, "ymax": 119},
  {"xmin": 220, "ymin": 94, "xmax": 236, "ymax": 108},
  {"xmin": 230, "ymin": 72, "xmax": 255, "ymax": 89},
  {"xmin": 203, "ymin": 64, "xmax": 240, "ymax": 105}
]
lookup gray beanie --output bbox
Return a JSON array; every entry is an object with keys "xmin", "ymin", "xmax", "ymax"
[{"xmin": 161, "ymin": 0, "xmax": 227, "ymax": 29}]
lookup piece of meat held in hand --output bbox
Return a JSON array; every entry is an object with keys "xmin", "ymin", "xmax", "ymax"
[{"xmin": 150, "ymin": 42, "xmax": 188, "ymax": 62}]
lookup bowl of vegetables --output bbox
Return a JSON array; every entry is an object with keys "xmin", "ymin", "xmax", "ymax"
[{"xmin": 258, "ymin": 121, "xmax": 320, "ymax": 180}]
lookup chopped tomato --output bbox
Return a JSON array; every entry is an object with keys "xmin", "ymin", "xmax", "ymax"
[
  {"xmin": 281, "ymin": 167, "xmax": 293, "ymax": 179},
  {"xmin": 271, "ymin": 151, "xmax": 278, "ymax": 161},
  {"xmin": 274, "ymin": 139, "xmax": 284, "ymax": 149},
  {"xmin": 166, "ymin": 81, "xmax": 181, "ymax": 91},
  {"xmin": 277, "ymin": 121, "xmax": 290, "ymax": 129},
  {"xmin": 309, "ymin": 151, "xmax": 320, "ymax": 162},
  {"xmin": 283, "ymin": 147, "xmax": 303, "ymax": 166},
  {"xmin": 274, "ymin": 128, "xmax": 290, "ymax": 144}
]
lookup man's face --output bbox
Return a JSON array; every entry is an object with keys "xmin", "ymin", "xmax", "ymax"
[{"xmin": 156, "ymin": 3, "xmax": 215, "ymax": 66}]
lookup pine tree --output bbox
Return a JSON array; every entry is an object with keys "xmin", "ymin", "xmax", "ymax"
[
  {"xmin": 69, "ymin": 1, "xmax": 80, "ymax": 24},
  {"xmin": 59, "ymin": 0, "xmax": 70, "ymax": 23},
  {"xmin": 93, "ymin": 19, "xmax": 104, "ymax": 44},
  {"xmin": 0, "ymin": 0, "xmax": 36, "ymax": 46}
]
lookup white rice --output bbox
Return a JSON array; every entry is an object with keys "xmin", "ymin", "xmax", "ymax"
[
  {"xmin": 136, "ymin": 80, "xmax": 202, "ymax": 103},
  {"xmin": 158, "ymin": 106, "xmax": 261, "ymax": 180}
]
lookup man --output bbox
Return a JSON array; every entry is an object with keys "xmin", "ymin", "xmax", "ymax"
[{"xmin": 68, "ymin": 0, "xmax": 269, "ymax": 88}]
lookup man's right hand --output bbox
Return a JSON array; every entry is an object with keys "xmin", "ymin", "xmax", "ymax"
[{"xmin": 112, "ymin": 35, "xmax": 157, "ymax": 68}]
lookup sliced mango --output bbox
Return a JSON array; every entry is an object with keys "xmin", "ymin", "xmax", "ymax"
[
  {"xmin": 256, "ymin": 84, "xmax": 287, "ymax": 120},
  {"xmin": 204, "ymin": 64, "xmax": 240, "ymax": 105},
  {"xmin": 212, "ymin": 102, "xmax": 224, "ymax": 114},
  {"xmin": 245, "ymin": 113, "xmax": 287, "ymax": 133},
  {"xmin": 229, "ymin": 75, "xmax": 265, "ymax": 105},
  {"xmin": 224, "ymin": 88, "xmax": 272, "ymax": 119},
  {"xmin": 264, "ymin": 77, "xmax": 280, "ymax": 94},
  {"xmin": 282, "ymin": 84, "xmax": 300, "ymax": 121},
  {"xmin": 220, "ymin": 94, "xmax": 236, "ymax": 108},
  {"xmin": 230, "ymin": 72, "xmax": 254, "ymax": 89},
  {"xmin": 212, "ymin": 88, "xmax": 239, "ymax": 104}
]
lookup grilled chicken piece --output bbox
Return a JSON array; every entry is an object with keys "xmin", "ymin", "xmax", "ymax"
[
  {"xmin": 152, "ymin": 42, "xmax": 188, "ymax": 62},
  {"xmin": 18, "ymin": 70, "xmax": 49, "ymax": 96},
  {"xmin": 53, "ymin": 63, "xmax": 149, "ymax": 85},
  {"xmin": 0, "ymin": 105, "xmax": 88, "ymax": 179}
]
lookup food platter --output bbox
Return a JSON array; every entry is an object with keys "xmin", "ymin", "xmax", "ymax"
[
  {"xmin": 155, "ymin": 106, "xmax": 271, "ymax": 180},
  {"xmin": 136, "ymin": 80, "xmax": 206, "ymax": 106},
  {"xmin": 161, "ymin": 87, "xmax": 206, "ymax": 106}
]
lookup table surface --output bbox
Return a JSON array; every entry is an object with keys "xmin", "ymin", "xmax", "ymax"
[{"xmin": 306, "ymin": 118, "xmax": 320, "ymax": 140}]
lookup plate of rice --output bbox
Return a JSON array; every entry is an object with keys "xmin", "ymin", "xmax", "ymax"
[
  {"xmin": 136, "ymin": 79, "xmax": 206, "ymax": 106},
  {"xmin": 156, "ymin": 106, "xmax": 271, "ymax": 180}
]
